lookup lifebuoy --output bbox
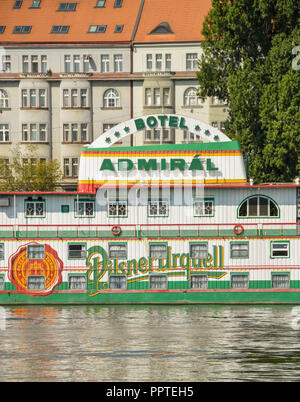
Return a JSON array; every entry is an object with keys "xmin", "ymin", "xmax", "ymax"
[
  {"xmin": 111, "ymin": 226, "xmax": 122, "ymax": 236},
  {"xmin": 233, "ymin": 224, "xmax": 244, "ymax": 235}
]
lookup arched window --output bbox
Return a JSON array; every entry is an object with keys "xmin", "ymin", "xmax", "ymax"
[
  {"xmin": 0, "ymin": 89, "xmax": 8, "ymax": 108},
  {"xmin": 184, "ymin": 87, "xmax": 201, "ymax": 106},
  {"xmin": 238, "ymin": 195, "xmax": 279, "ymax": 218},
  {"xmin": 103, "ymin": 88, "xmax": 120, "ymax": 108}
]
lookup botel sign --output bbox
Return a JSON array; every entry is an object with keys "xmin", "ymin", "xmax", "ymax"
[{"xmin": 86, "ymin": 245, "xmax": 224, "ymax": 296}]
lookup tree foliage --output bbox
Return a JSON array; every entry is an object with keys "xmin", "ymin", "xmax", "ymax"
[
  {"xmin": 0, "ymin": 145, "xmax": 62, "ymax": 192},
  {"xmin": 197, "ymin": 0, "xmax": 300, "ymax": 182}
]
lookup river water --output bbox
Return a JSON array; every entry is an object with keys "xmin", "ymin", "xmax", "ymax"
[{"xmin": 0, "ymin": 305, "xmax": 300, "ymax": 382}]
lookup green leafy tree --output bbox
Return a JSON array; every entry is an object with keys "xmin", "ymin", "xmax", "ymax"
[
  {"xmin": 0, "ymin": 145, "xmax": 63, "ymax": 191},
  {"xmin": 197, "ymin": 0, "xmax": 300, "ymax": 182}
]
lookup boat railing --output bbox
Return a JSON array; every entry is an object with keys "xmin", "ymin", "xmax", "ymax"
[{"xmin": 0, "ymin": 222, "xmax": 299, "ymax": 239}]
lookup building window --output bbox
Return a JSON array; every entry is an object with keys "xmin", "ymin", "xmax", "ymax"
[
  {"xmin": 58, "ymin": 2, "xmax": 77, "ymax": 11},
  {"xmin": 149, "ymin": 243, "xmax": 168, "ymax": 259},
  {"xmin": 146, "ymin": 54, "xmax": 152, "ymax": 71},
  {"xmin": 155, "ymin": 54, "xmax": 162, "ymax": 71},
  {"xmin": 144, "ymin": 128, "xmax": 172, "ymax": 143},
  {"xmin": 270, "ymin": 242, "xmax": 290, "ymax": 258},
  {"xmin": 230, "ymin": 242, "xmax": 249, "ymax": 259},
  {"xmin": 68, "ymin": 275, "xmax": 86, "ymax": 289},
  {"xmin": 21, "ymin": 88, "xmax": 47, "ymax": 108},
  {"xmin": 14, "ymin": 1, "xmax": 23, "ymax": 8},
  {"xmin": 114, "ymin": 54, "xmax": 123, "ymax": 72},
  {"xmin": 27, "ymin": 276, "xmax": 45, "ymax": 290},
  {"xmin": 95, "ymin": 0, "xmax": 106, "ymax": 6},
  {"xmin": 238, "ymin": 195, "xmax": 279, "ymax": 218},
  {"xmin": 163, "ymin": 88, "xmax": 170, "ymax": 105},
  {"xmin": 22, "ymin": 123, "xmax": 47, "ymax": 142},
  {"xmin": 190, "ymin": 243, "xmax": 208, "ymax": 259},
  {"xmin": 89, "ymin": 25, "xmax": 107, "ymax": 33},
  {"xmin": 13, "ymin": 26, "xmax": 32, "ymax": 34},
  {"xmin": 186, "ymin": 53, "xmax": 198, "ymax": 71},
  {"xmin": 1, "ymin": 55, "xmax": 11, "ymax": 71},
  {"xmin": 63, "ymin": 123, "xmax": 89, "ymax": 143},
  {"xmin": 0, "ymin": 244, "xmax": 4, "ymax": 260},
  {"xmin": 148, "ymin": 200, "xmax": 168, "ymax": 217},
  {"xmin": 190, "ymin": 274, "xmax": 208, "ymax": 289},
  {"xmin": 271, "ymin": 273, "xmax": 290, "ymax": 289},
  {"xmin": 153, "ymin": 88, "xmax": 161, "ymax": 105},
  {"xmin": 184, "ymin": 87, "xmax": 201, "ymax": 106},
  {"xmin": 51, "ymin": 25, "xmax": 70, "ymax": 34},
  {"xmin": 30, "ymin": 0, "xmax": 41, "ymax": 8},
  {"xmin": 75, "ymin": 200, "xmax": 95, "ymax": 217},
  {"xmin": 0, "ymin": 124, "xmax": 9, "ymax": 142},
  {"xmin": 25, "ymin": 199, "xmax": 45, "ymax": 217},
  {"xmin": 108, "ymin": 243, "xmax": 127, "ymax": 259},
  {"xmin": 115, "ymin": 24, "xmax": 124, "ymax": 33},
  {"xmin": 0, "ymin": 89, "xmax": 9, "ymax": 108},
  {"xmin": 114, "ymin": 0, "xmax": 122, "ymax": 7},
  {"xmin": 101, "ymin": 54, "xmax": 110, "ymax": 72},
  {"xmin": 83, "ymin": 55, "xmax": 90, "ymax": 72},
  {"xmin": 64, "ymin": 157, "xmax": 79, "ymax": 177},
  {"xmin": 108, "ymin": 201, "xmax": 127, "ymax": 217},
  {"xmin": 194, "ymin": 198, "xmax": 214, "ymax": 217},
  {"xmin": 109, "ymin": 275, "xmax": 127, "ymax": 289},
  {"xmin": 165, "ymin": 53, "xmax": 171, "ymax": 70},
  {"xmin": 0, "ymin": 26, "xmax": 5, "ymax": 34},
  {"xmin": 103, "ymin": 89, "xmax": 120, "ymax": 108},
  {"xmin": 27, "ymin": 245, "xmax": 45, "ymax": 259},
  {"xmin": 149, "ymin": 275, "xmax": 168, "ymax": 290},
  {"xmin": 62, "ymin": 88, "xmax": 89, "ymax": 108},
  {"xmin": 231, "ymin": 274, "xmax": 249, "ymax": 289},
  {"xmin": 73, "ymin": 55, "xmax": 80, "ymax": 72}
]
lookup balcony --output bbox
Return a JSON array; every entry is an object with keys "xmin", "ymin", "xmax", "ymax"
[{"xmin": 0, "ymin": 223, "xmax": 299, "ymax": 240}]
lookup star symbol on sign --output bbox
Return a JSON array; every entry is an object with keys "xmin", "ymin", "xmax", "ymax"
[
  {"xmin": 194, "ymin": 125, "xmax": 201, "ymax": 131},
  {"xmin": 124, "ymin": 126, "xmax": 130, "ymax": 133},
  {"xmin": 214, "ymin": 135, "xmax": 220, "ymax": 141},
  {"xmin": 105, "ymin": 137, "xmax": 111, "ymax": 143},
  {"xmin": 205, "ymin": 129, "xmax": 210, "ymax": 135},
  {"xmin": 114, "ymin": 131, "xmax": 121, "ymax": 138}
]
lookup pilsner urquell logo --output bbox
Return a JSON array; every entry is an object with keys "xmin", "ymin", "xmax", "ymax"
[{"xmin": 86, "ymin": 245, "xmax": 224, "ymax": 296}]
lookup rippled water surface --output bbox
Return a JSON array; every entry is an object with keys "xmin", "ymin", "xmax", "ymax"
[{"xmin": 1, "ymin": 305, "xmax": 300, "ymax": 381}]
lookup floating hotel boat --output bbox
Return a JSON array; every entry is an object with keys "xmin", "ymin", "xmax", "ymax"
[{"xmin": 0, "ymin": 114, "xmax": 299, "ymax": 304}]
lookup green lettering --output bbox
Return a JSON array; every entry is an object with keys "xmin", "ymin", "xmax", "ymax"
[
  {"xmin": 206, "ymin": 158, "xmax": 218, "ymax": 171},
  {"xmin": 157, "ymin": 115, "xmax": 168, "ymax": 127},
  {"xmin": 138, "ymin": 257, "xmax": 148, "ymax": 273},
  {"xmin": 169, "ymin": 115, "xmax": 178, "ymax": 127},
  {"xmin": 170, "ymin": 158, "xmax": 185, "ymax": 171},
  {"xmin": 100, "ymin": 159, "xmax": 115, "ymax": 171},
  {"xmin": 135, "ymin": 118, "xmax": 146, "ymax": 130},
  {"xmin": 137, "ymin": 159, "xmax": 157, "ymax": 171},
  {"xmin": 118, "ymin": 159, "xmax": 134, "ymax": 171},
  {"xmin": 146, "ymin": 116, "xmax": 158, "ymax": 128},
  {"xmin": 160, "ymin": 158, "xmax": 167, "ymax": 170},
  {"xmin": 179, "ymin": 117, "xmax": 188, "ymax": 130},
  {"xmin": 127, "ymin": 259, "xmax": 137, "ymax": 276},
  {"xmin": 189, "ymin": 156, "xmax": 204, "ymax": 170}
]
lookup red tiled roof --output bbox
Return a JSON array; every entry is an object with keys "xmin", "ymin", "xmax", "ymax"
[
  {"xmin": 0, "ymin": 0, "xmax": 142, "ymax": 43},
  {"xmin": 133, "ymin": 0, "xmax": 212, "ymax": 43},
  {"xmin": 0, "ymin": 0, "xmax": 212, "ymax": 44}
]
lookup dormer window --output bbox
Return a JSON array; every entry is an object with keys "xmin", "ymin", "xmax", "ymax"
[
  {"xmin": 58, "ymin": 2, "xmax": 77, "ymax": 11},
  {"xmin": 13, "ymin": 1, "xmax": 22, "ymax": 9},
  {"xmin": 148, "ymin": 22, "xmax": 174, "ymax": 35},
  {"xmin": 13, "ymin": 26, "xmax": 32, "ymax": 34},
  {"xmin": 30, "ymin": 0, "xmax": 41, "ymax": 8},
  {"xmin": 114, "ymin": 0, "xmax": 122, "ymax": 7},
  {"xmin": 51, "ymin": 25, "xmax": 70, "ymax": 34}
]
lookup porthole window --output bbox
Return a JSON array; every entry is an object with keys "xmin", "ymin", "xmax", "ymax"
[{"xmin": 238, "ymin": 195, "xmax": 279, "ymax": 218}]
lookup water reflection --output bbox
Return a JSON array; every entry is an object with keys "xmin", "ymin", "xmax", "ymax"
[{"xmin": 0, "ymin": 305, "xmax": 299, "ymax": 381}]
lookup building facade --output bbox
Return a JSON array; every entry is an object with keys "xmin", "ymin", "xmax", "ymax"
[{"xmin": 0, "ymin": 0, "xmax": 228, "ymax": 190}]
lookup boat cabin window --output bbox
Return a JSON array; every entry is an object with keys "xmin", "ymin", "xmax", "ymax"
[
  {"xmin": 190, "ymin": 274, "xmax": 208, "ymax": 289},
  {"xmin": 230, "ymin": 274, "xmax": 249, "ymax": 289},
  {"xmin": 238, "ymin": 196, "xmax": 279, "ymax": 217},
  {"xmin": 27, "ymin": 245, "xmax": 45, "ymax": 259},
  {"xmin": 271, "ymin": 273, "xmax": 290, "ymax": 289},
  {"xmin": 149, "ymin": 274, "xmax": 168, "ymax": 290},
  {"xmin": 27, "ymin": 275, "xmax": 45, "ymax": 290},
  {"xmin": 68, "ymin": 275, "xmax": 86, "ymax": 290},
  {"xmin": 109, "ymin": 275, "xmax": 127, "ymax": 289}
]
